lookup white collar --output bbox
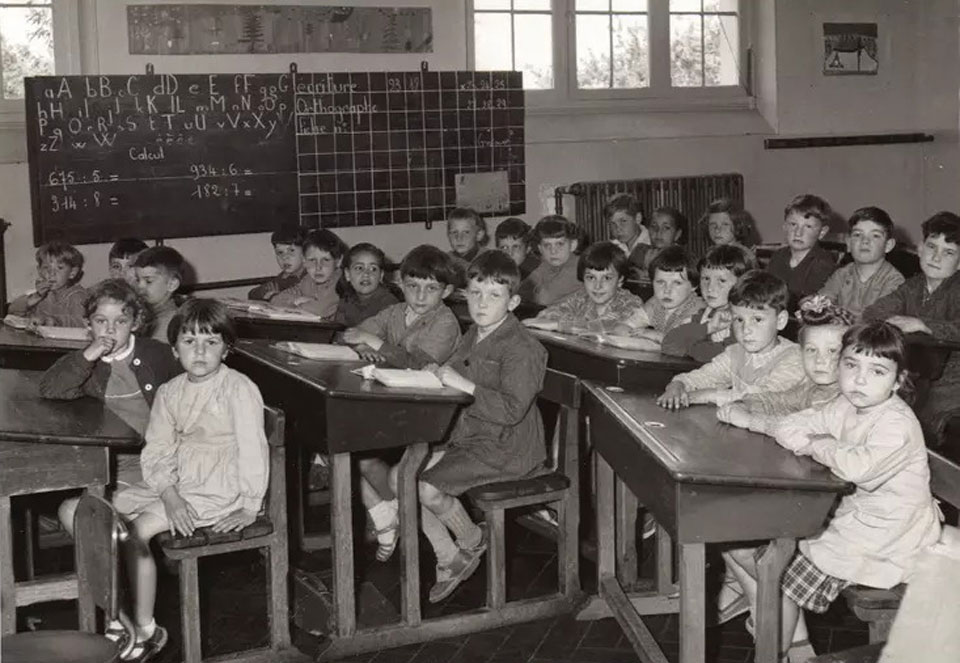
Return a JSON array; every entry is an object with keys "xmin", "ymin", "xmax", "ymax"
[{"xmin": 101, "ymin": 335, "xmax": 135, "ymax": 364}]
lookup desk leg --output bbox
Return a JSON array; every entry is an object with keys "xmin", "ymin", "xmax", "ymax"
[
  {"xmin": 331, "ymin": 452, "xmax": 355, "ymax": 638},
  {"xmin": 656, "ymin": 525, "xmax": 674, "ymax": 595},
  {"xmin": 1, "ymin": 496, "xmax": 13, "ymax": 634},
  {"xmin": 77, "ymin": 484, "xmax": 105, "ymax": 632},
  {"xmin": 755, "ymin": 537, "xmax": 796, "ymax": 663},
  {"xmin": 396, "ymin": 442, "xmax": 428, "ymax": 627},
  {"xmin": 615, "ymin": 477, "xmax": 638, "ymax": 589},
  {"xmin": 595, "ymin": 452, "xmax": 615, "ymax": 580},
  {"xmin": 679, "ymin": 542, "xmax": 706, "ymax": 663}
]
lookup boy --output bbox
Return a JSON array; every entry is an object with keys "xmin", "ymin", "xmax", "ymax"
[
  {"xmin": 519, "ymin": 215, "xmax": 581, "ymax": 306},
  {"xmin": 272, "ymin": 229, "xmax": 345, "ymax": 319},
  {"xmin": 819, "ymin": 207, "xmax": 904, "ymax": 317},
  {"xmin": 662, "ymin": 244, "xmax": 756, "ymax": 362},
  {"xmin": 248, "ymin": 226, "xmax": 306, "ymax": 301},
  {"xmin": 9, "ymin": 241, "xmax": 87, "ymax": 327},
  {"xmin": 766, "ymin": 194, "xmax": 838, "ymax": 310},
  {"xmin": 626, "ymin": 246, "xmax": 705, "ymax": 347},
  {"xmin": 605, "ymin": 193, "xmax": 651, "ymax": 275},
  {"xmin": 108, "ymin": 238, "xmax": 148, "ymax": 285},
  {"xmin": 657, "ymin": 270, "xmax": 804, "ymax": 410},
  {"xmin": 495, "ymin": 217, "xmax": 540, "ymax": 279},
  {"xmin": 417, "ymin": 250, "xmax": 547, "ymax": 602},
  {"xmin": 863, "ymin": 211, "xmax": 960, "ymax": 445},
  {"xmin": 447, "ymin": 207, "xmax": 488, "ymax": 272},
  {"xmin": 133, "ymin": 246, "xmax": 185, "ymax": 343}
]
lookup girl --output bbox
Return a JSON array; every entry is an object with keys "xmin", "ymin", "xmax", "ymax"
[
  {"xmin": 725, "ymin": 321, "xmax": 941, "ymax": 662},
  {"xmin": 630, "ymin": 206, "xmax": 688, "ymax": 279},
  {"xmin": 335, "ymin": 242, "xmax": 399, "ymax": 326},
  {"xmin": 113, "ymin": 299, "xmax": 269, "ymax": 662},
  {"xmin": 700, "ymin": 198, "xmax": 759, "ymax": 255}
]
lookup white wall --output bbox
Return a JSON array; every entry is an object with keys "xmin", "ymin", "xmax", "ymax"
[{"xmin": 2, "ymin": 0, "xmax": 958, "ymax": 298}]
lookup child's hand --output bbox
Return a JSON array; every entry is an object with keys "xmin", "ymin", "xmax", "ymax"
[
  {"xmin": 210, "ymin": 508, "xmax": 258, "ymax": 533},
  {"xmin": 292, "ymin": 297, "xmax": 312, "ymax": 306},
  {"xmin": 657, "ymin": 381, "xmax": 689, "ymax": 410},
  {"xmin": 160, "ymin": 487, "xmax": 198, "ymax": 537},
  {"xmin": 717, "ymin": 403, "xmax": 751, "ymax": 429},
  {"xmin": 887, "ymin": 315, "xmax": 932, "ymax": 335},
  {"xmin": 355, "ymin": 343, "xmax": 386, "ymax": 364},
  {"xmin": 83, "ymin": 336, "xmax": 116, "ymax": 362},
  {"xmin": 435, "ymin": 365, "xmax": 475, "ymax": 394},
  {"xmin": 523, "ymin": 318, "xmax": 558, "ymax": 331},
  {"xmin": 342, "ymin": 328, "xmax": 383, "ymax": 349},
  {"xmin": 260, "ymin": 282, "xmax": 279, "ymax": 300},
  {"xmin": 707, "ymin": 308, "xmax": 732, "ymax": 335}
]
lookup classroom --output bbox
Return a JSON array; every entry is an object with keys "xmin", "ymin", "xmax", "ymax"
[{"xmin": 1, "ymin": 2, "xmax": 959, "ymax": 663}]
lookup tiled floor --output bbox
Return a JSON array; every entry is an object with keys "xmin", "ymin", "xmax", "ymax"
[{"xmin": 17, "ymin": 510, "xmax": 868, "ymax": 663}]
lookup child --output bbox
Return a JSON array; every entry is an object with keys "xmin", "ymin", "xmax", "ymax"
[
  {"xmin": 112, "ymin": 299, "xmax": 269, "ymax": 662},
  {"xmin": 623, "ymin": 246, "xmax": 705, "ymax": 349},
  {"xmin": 271, "ymin": 229, "xmax": 345, "ymax": 319},
  {"xmin": 662, "ymin": 244, "xmax": 755, "ymax": 362},
  {"xmin": 657, "ymin": 270, "xmax": 804, "ymax": 409},
  {"xmin": 819, "ymin": 206, "xmax": 905, "ymax": 317},
  {"xmin": 416, "ymin": 251, "xmax": 547, "ymax": 602},
  {"xmin": 248, "ymin": 226, "xmax": 306, "ymax": 301},
  {"xmin": 495, "ymin": 217, "xmax": 540, "ymax": 279},
  {"xmin": 446, "ymin": 207, "xmax": 488, "ymax": 271},
  {"xmin": 519, "ymin": 215, "xmax": 581, "ymax": 306},
  {"xmin": 766, "ymin": 194, "xmax": 838, "ymax": 309},
  {"xmin": 862, "ymin": 211, "xmax": 960, "ymax": 446},
  {"xmin": 629, "ymin": 206, "xmax": 687, "ymax": 279},
  {"xmin": 700, "ymin": 198, "xmax": 758, "ymax": 254},
  {"xmin": 523, "ymin": 241, "xmax": 646, "ymax": 334},
  {"xmin": 133, "ymin": 246, "xmax": 185, "ymax": 344},
  {"xmin": 109, "ymin": 239, "xmax": 149, "ymax": 285},
  {"xmin": 724, "ymin": 321, "xmax": 941, "ymax": 662},
  {"xmin": 9, "ymin": 241, "xmax": 87, "ymax": 327},
  {"xmin": 335, "ymin": 243, "xmax": 399, "ymax": 326},
  {"xmin": 605, "ymin": 193, "xmax": 651, "ymax": 272}
]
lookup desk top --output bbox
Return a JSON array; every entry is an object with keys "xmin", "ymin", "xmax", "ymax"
[
  {"xmin": 0, "ymin": 325, "xmax": 87, "ymax": 352},
  {"xmin": 0, "ymin": 369, "xmax": 140, "ymax": 448},
  {"xmin": 905, "ymin": 332, "xmax": 960, "ymax": 351},
  {"xmin": 531, "ymin": 329, "xmax": 699, "ymax": 371},
  {"xmin": 231, "ymin": 339, "xmax": 472, "ymax": 405},
  {"xmin": 583, "ymin": 380, "xmax": 848, "ymax": 492}
]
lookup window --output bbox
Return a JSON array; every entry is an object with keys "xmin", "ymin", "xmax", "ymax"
[
  {"xmin": 470, "ymin": 0, "xmax": 747, "ymax": 107},
  {"xmin": 0, "ymin": 1, "xmax": 54, "ymax": 100}
]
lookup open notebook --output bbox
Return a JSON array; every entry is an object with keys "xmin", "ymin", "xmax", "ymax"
[
  {"xmin": 352, "ymin": 365, "xmax": 446, "ymax": 390},
  {"xmin": 36, "ymin": 326, "xmax": 90, "ymax": 341},
  {"xmin": 274, "ymin": 342, "xmax": 359, "ymax": 361},
  {"xmin": 2, "ymin": 314, "xmax": 31, "ymax": 330}
]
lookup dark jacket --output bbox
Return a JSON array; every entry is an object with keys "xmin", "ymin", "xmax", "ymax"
[
  {"xmin": 335, "ymin": 286, "xmax": 400, "ymax": 327},
  {"xmin": 766, "ymin": 245, "xmax": 837, "ymax": 310}
]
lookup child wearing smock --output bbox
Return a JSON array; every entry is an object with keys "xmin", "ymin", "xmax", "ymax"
[
  {"xmin": 9, "ymin": 241, "xmax": 87, "ymax": 327},
  {"xmin": 519, "ymin": 215, "xmax": 582, "ymax": 306},
  {"xmin": 272, "ymin": 229, "xmax": 346, "ymax": 319},
  {"xmin": 112, "ymin": 299, "xmax": 269, "ymax": 663}
]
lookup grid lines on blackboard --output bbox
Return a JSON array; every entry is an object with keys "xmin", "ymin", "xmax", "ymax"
[{"xmin": 293, "ymin": 70, "xmax": 525, "ymax": 228}]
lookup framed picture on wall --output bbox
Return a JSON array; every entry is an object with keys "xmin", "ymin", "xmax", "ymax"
[{"xmin": 822, "ymin": 22, "xmax": 879, "ymax": 76}]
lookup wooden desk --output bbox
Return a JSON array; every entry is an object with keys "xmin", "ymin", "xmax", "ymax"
[
  {"xmin": 531, "ymin": 329, "xmax": 699, "ymax": 391},
  {"xmin": 0, "ymin": 326, "xmax": 85, "ymax": 371},
  {"xmin": 229, "ymin": 312, "xmax": 344, "ymax": 344},
  {"xmin": 578, "ymin": 382, "xmax": 850, "ymax": 663},
  {"xmin": 0, "ymin": 369, "xmax": 140, "ymax": 634}
]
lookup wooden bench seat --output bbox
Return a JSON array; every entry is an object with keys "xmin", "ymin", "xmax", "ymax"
[{"xmin": 809, "ymin": 643, "xmax": 883, "ymax": 663}]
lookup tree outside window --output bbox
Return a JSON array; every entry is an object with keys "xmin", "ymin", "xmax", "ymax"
[{"xmin": 0, "ymin": 1, "xmax": 54, "ymax": 100}]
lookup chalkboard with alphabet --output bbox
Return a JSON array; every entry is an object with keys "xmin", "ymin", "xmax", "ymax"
[{"xmin": 25, "ymin": 70, "xmax": 525, "ymax": 244}]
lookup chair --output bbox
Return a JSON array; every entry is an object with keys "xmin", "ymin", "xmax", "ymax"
[
  {"xmin": 155, "ymin": 407, "xmax": 290, "ymax": 663},
  {"xmin": 1, "ymin": 494, "xmax": 135, "ymax": 663},
  {"xmin": 465, "ymin": 369, "xmax": 580, "ymax": 610}
]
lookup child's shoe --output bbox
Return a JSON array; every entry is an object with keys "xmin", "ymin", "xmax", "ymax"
[
  {"xmin": 374, "ymin": 523, "xmax": 399, "ymax": 562},
  {"xmin": 123, "ymin": 624, "xmax": 167, "ymax": 662},
  {"xmin": 428, "ymin": 524, "xmax": 488, "ymax": 603}
]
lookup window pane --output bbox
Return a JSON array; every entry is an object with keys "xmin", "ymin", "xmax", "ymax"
[
  {"xmin": 611, "ymin": 14, "xmax": 648, "ymax": 88},
  {"xmin": 514, "ymin": 13, "xmax": 553, "ymax": 89},
  {"xmin": 670, "ymin": 13, "xmax": 703, "ymax": 87},
  {"xmin": 514, "ymin": 0, "xmax": 551, "ymax": 9},
  {"xmin": 474, "ymin": 13, "xmax": 513, "ymax": 72},
  {"xmin": 670, "ymin": 0, "xmax": 701, "ymax": 11},
  {"xmin": 612, "ymin": 0, "xmax": 648, "ymax": 10},
  {"xmin": 703, "ymin": 0, "xmax": 738, "ymax": 12},
  {"xmin": 704, "ymin": 14, "xmax": 738, "ymax": 85},
  {"xmin": 576, "ymin": 0, "xmax": 610, "ymax": 11},
  {"xmin": 0, "ymin": 5, "xmax": 54, "ymax": 99},
  {"xmin": 576, "ymin": 14, "xmax": 611, "ymax": 89},
  {"xmin": 474, "ymin": 0, "xmax": 511, "ymax": 9}
]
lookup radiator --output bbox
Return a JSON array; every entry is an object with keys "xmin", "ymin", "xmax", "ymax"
[{"xmin": 554, "ymin": 173, "xmax": 744, "ymax": 259}]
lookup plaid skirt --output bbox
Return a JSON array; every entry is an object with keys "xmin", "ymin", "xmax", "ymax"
[{"xmin": 781, "ymin": 552, "xmax": 851, "ymax": 614}]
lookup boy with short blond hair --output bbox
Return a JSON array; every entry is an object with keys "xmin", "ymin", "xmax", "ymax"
[
  {"xmin": 766, "ymin": 194, "xmax": 838, "ymax": 309},
  {"xmin": 819, "ymin": 207, "xmax": 904, "ymax": 317},
  {"xmin": 519, "ymin": 215, "xmax": 581, "ymax": 306},
  {"xmin": 446, "ymin": 207, "xmax": 488, "ymax": 273},
  {"xmin": 271, "ymin": 229, "xmax": 345, "ymax": 319},
  {"xmin": 249, "ymin": 226, "xmax": 306, "ymax": 301},
  {"xmin": 10, "ymin": 241, "xmax": 87, "ymax": 327},
  {"xmin": 133, "ymin": 246, "xmax": 185, "ymax": 343}
]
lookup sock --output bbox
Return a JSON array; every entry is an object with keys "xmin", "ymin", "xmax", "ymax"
[
  {"xmin": 368, "ymin": 499, "xmax": 398, "ymax": 532},
  {"xmin": 436, "ymin": 498, "xmax": 481, "ymax": 550},
  {"xmin": 135, "ymin": 619, "xmax": 156, "ymax": 641},
  {"xmin": 421, "ymin": 506, "xmax": 458, "ymax": 566}
]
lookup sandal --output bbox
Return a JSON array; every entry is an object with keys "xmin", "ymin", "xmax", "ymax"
[{"xmin": 374, "ymin": 523, "xmax": 398, "ymax": 562}]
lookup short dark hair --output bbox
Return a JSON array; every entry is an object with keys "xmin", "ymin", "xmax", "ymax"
[
  {"xmin": 400, "ymin": 244, "xmax": 461, "ymax": 287},
  {"xmin": 534, "ymin": 215, "xmax": 578, "ymax": 242},
  {"xmin": 604, "ymin": 193, "xmax": 642, "ymax": 221},
  {"xmin": 921, "ymin": 211, "xmax": 960, "ymax": 246},
  {"xmin": 134, "ymin": 246, "xmax": 185, "ymax": 282},
  {"xmin": 651, "ymin": 206, "xmax": 688, "ymax": 245},
  {"xmin": 303, "ymin": 229, "xmax": 347, "ymax": 264},
  {"xmin": 345, "ymin": 242, "xmax": 386, "ymax": 270},
  {"xmin": 842, "ymin": 321, "xmax": 913, "ymax": 404},
  {"xmin": 167, "ymin": 298, "xmax": 237, "ymax": 346},
  {"xmin": 82, "ymin": 278, "xmax": 146, "ymax": 322},
  {"xmin": 847, "ymin": 207, "xmax": 894, "ymax": 238},
  {"xmin": 466, "ymin": 250, "xmax": 521, "ymax": 295},
  {"xmin": 728, "ymin": 270, "xmax": 789, "ymax": 312},
  {"xmin": 648, "ymin": 245, "xmax": 697, "ymax": 283},
  {"xmin": 109, "ymin": 238, "xmax": 148, "ymax": 262},
  {"xmin": 448, "ymin": 207, "xmax": 488, "ymax": 244},
  {"xmin": 271, "ymin": 226, "xmax": 305, "ymax": 247},
  {"xmin": 37, "ymin": 241, "xmax": 84, "ymax": 271},
  {"xmin": 700, "ymin": 198, "xmax": 759, "ymax": 247},
  {"xmin": 784, "ymin": 194, "xmax": 833, "ymax": 226},
  {"xmin": 495, "ymin": 217, "xmax": 532, "ymax": 244},
  {"xmin": 700, "ymin": 244, "xmax": 756, "ymax": 279},
  {"xmin": 577, "ymin": 241, "xmax": 629, "ymax": 281}
]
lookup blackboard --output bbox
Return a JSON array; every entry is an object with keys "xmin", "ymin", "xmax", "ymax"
[
  {"xmin": 26, "ymin": 73, "xmax": 298, "ymax": 245},
  {"xmin": 25, "ymin": 70, "xmax": 526, "ymax": 245}
]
